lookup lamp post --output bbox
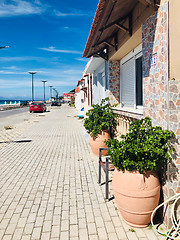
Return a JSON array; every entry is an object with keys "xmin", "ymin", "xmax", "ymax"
[
  {"xmin": 28, "ymin": 71, "xmax": 37, "ymax": 102},
  {"xmin": 56, "ymin": 90, "xmax": 59, "ymax": 100},
  {"xmin": 0, "ymin": 46, "xmax": 10, "ymax": 49},
  {"xmin": 53, "ymin": 88, "xmax": 56, "ymax": 99},
  {"xmin": 0, "ymin": 46, "xmax": 10, "ymax": 98},
  {"xmin": 49, "ymin": 86, "xmax": 53, "ymax": 100},
  {"xmin": 53, "ymin": 89, "xmax": 58, "ymax": 100},
  {"xmin": 41, "ymin": 80, "xmax": 47, "ymax": 103}
]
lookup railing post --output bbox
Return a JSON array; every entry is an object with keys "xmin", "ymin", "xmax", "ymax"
[
  {"xmin": 105, "ymin": 157, "xmax": 109, "ymax": 200},
  {"xmin": 98, "ymin": 148, "xmax": 102, "ymax": 184}
]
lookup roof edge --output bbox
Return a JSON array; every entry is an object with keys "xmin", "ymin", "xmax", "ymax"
[{"xmin": 83, "ymin": 0, "xmax": 106, "ymax": 58}]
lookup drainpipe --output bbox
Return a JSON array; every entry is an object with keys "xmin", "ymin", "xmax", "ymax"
[
  {"xmin": 106, "ymin": 60, "xmax": 109, "ymax": 99},
  {"xmin": 166, "ymin": 0, "xmax": 170, "ymax": 228}
]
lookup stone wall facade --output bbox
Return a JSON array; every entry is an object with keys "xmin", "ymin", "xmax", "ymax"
[
  {"xmin": 142, "ymin": 2, "xmax": 168, "ymax": 129},
  {"xmin": 108, "ymin": 60, "xmax": 120, "ymax": 105},
  {"xmin": 169, "ymin": 80, "xmax": 180, "ymax": 192},
  {"xmin": 142, "ymin": 0, "xmax": 180, "ymax": 227}
]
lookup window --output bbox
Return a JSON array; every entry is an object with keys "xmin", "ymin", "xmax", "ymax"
[
  {"xmin": 120, "ymin": 44, "xmax": 143, "ymax": 108},
  {"xmin": 136, "ymin": 56, "xmax": 142, "ymax": 106}
]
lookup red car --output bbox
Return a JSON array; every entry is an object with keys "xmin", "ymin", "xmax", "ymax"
[{"xmin": 29, "ymin": 102, "xmax": 46, "ymax": 113}]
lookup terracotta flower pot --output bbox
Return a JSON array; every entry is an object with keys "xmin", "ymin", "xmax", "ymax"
[
  {"xmin": 89, "ymin": 130, "xmax": 110, "ymax": 156},
  {"xmin": 112, "ymin": 168, "xmax": 160, "ymax": 227}
]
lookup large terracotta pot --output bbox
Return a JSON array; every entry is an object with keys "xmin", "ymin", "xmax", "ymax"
[
  {"xmin": 89, "ymin": 130, "xmax": 110, "ymax": 156},
  {"xmin": 112, "ymin": 168, "xmax": 160, "ymax": 227}
]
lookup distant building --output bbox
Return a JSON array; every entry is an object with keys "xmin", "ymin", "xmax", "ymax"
[{"xmin": 63, "ymin": 93, "xmax": 74, "ymax": 102}]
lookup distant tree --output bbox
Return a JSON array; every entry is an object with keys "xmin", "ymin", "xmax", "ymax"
[{"xmin": 59, "ymin": 96, "xmax": 63, "ymax": 100}]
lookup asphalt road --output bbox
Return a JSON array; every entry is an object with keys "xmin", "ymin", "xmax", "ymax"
[
  {"xmin": 0, "ymin": 107, "xmax": 37, "ymax": 131},
  {"xmin": 0, "ymin": 107, "xmax": 29, "ymax": 118}
]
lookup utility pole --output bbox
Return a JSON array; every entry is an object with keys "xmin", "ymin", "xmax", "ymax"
[
  {"xmin": 49, "ymin": 86, "xmax": 53, "ymax": 100},
  {"xmin": 28, "ymin": 71, "xmax": 37, "ymax": 102},
  {"xmin": 41, "ymin": 80, "xmax": 47, "ymax": 103},
  {"xmin": 0, "ymin": 46, "xmax": 10, "ymax": 98},
  {"xmin": 53, "ymin": 88, "xmax": 56, "ymax": 99}
]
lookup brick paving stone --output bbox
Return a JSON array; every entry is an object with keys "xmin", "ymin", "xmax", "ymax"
[
  {"xmin": 41, "ymin": 232, "xmax": 50, "ymax": 240},
  {"xmin": 89, "ymin": 235, "xmax": 99, "ymax": 240},
  {"xmin": 60, "ymin": 219, "xmax": 69, "ymax": 232},
  {"xmin": 59, "ymin": 231, "xmax": 69, "ymax": 239},
  {"xmin": 97, "ymin": 227, "xmax": 108, "ymax": 239},
  {"xmin": 70, "ymin": 224, "xmax": 78, "ymax": 237},
  {"xmin": 126, "ymin": 231, "xmax": 139, "ymax": 240},
  {"xmin": 21, "ymin": 235, "xmax": 31, "ymax": 240},
  {"xmin": 2, "ymin": 235, "xmax": 11, "ymax": 240},
  {"xmin": 79, "ymin": 228, "xmax": 88, "ymax": 240},
  {"xmin": 5, "ymin": 223, "xmax": 16, "ymax": 235},
  {"xmin": 107, "ymin": 232, "xmax": 119, "ymax": 240},
  {"xmin": 23, "ymin": 223, "xmax": 34, "ymax": 235},
  {"xmin": 13, "ymin": 228, "xmax": 24, "ymax": 240},
  {"xmin": 0, "ymin": 105, "xmax": 166, "ymax": 240},
  {"xmin": 51, "ymin": 225, "xmax": 60, "ymax": 238}
]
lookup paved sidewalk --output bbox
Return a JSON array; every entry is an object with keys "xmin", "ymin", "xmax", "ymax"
[{"xmin": 0, "ymin": 105, "xmax": 165, "ymax": 240}]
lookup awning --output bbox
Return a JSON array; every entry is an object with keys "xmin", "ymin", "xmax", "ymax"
[
  {"xmin": 85, "ymin": 57, "xmax": 105, "ymax": 73},
  {"xmin": 83, "ymin": 0, "xmax": 160, "ymax": 59}
]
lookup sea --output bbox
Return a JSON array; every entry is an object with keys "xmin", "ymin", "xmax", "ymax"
[{"xmin": 0, "ymin": 100, "xmax": 30, "ymax": 105}]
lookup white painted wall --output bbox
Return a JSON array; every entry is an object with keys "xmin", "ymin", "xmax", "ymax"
[
  {"xmin": 75, "ymin": 82, "xmax": 85, "ymax": 115},
  {"xmin": 93, "ymin": 62, "xmax": 106, "ymax": 105}
]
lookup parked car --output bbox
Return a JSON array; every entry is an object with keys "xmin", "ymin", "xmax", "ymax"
[
  {"xmin": 29, "ymin": 102, "xmax": 46, "ymax": 113},
  {"xmin": 20, "ymin": 100, "xmax": 29, "ymax": 106},
  {"xmin": 51, "ymin": 101, "xmax": 61, "ymax": 106}
]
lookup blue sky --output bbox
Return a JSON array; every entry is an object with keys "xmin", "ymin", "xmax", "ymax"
[{"xmin": 0, "ymin": 0, "xmax": 98, "ymax": 100}]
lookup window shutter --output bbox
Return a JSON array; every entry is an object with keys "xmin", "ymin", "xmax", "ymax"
[{"xmin": 121, "ymin": 57, "xmax": 135, "ymax": 106}]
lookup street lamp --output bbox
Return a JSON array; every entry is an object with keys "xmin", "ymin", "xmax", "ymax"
[
  {"xmin": 28, "ymin": 71, "xmax": 37, "ymax": 102},
  {"xmin": 0, "ymin": 46, "xmax": 10, "ymax": 49},
  {"xmin": 41, "ymin": 80, "xmax": 47, "ymax": 103},
  {"xmin": 53, "ymin": 88, "xmax": 56, "ymax": 99},
  {"xmin": 53, "ymin": 88, "xmax": 58, "ymax": 100},
  {"xmin": 49, "ymin": 85, "xmax": 53, "ymax": 100},
  {"xmin": 0, "ymin": 46, "xmax": 10, "ymax": 98},
  {"xmin": 56, "ymin": 90, "xmax": 59, "ymax": 100}
]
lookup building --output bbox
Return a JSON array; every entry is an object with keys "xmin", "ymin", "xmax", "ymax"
[
  {"xmin": 83, "ymin": 0, "xmax": 180, "ymax": 227},
  {"xmin": 75, "ymin": 79, "xmax": 86, "ymax": 115},
  {"xmin": 63, "ymin": 93, "xmax": 74, "ymax": 103}
]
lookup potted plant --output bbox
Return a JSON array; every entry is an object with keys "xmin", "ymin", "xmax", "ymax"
[
  {"xmin": 106, "ymin": 117, "xmax": 175, "ymax": 227},
  {"xmin": 84, "ymin": 98, "xmax": 117, "ymax": 156}
]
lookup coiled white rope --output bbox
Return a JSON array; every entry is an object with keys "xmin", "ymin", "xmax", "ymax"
[{"xmin": 151, "ymin": 193, "xmax": 180, "ymax": 239}]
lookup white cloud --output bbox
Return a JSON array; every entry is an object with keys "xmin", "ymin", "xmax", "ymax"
[
  {"xmin": 39, "ymin": 46, "xmax": 82, "ymax": 54},
  {"xmin": 0, "ymin": 1, "xmax": 93, "ymax": 19},
  {"xmin": 75, "ymin": 58, "xmax": 88, "ymax": 62},
  {"xmin": 0, "ymin": 0, "xmax": 45, "ymax": 17},
  {"xmin": 0, "ymin": 56, "xmax": 60, "ymax": 62},
  {"xmin": 54, "ymin": 10, "xmax": 93, "ymax": 17},
  {"xmin": 63, "ymin": 69, "xmax": 83, "ymax": 74},
  {"xmin": 0, "ymin": 78, "xmax": 30, "ymax": 88},
  {"xmin": 59, "ymin": 26, "xmax": 85, "ymax": 34},
  {"xmin": 0, "ymin": 70, "xmax": 25, "ymax": 74},
  {"xmin": 2, "ymin": 66, "xmax": 19, "ymax": 70}
]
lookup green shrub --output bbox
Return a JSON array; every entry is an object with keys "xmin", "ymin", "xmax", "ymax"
[
  {"xmin": 84, "ymin": 98, "xmax": 117, "ymax": 138},
  {"xmin": 106, "ymin": 117, "xmax": 175, "ymax": 173}
]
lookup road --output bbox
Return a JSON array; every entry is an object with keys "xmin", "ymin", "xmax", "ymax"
[
  {"xmin": 0, "ymin": 107, "xmax": 28, "ymax": 118},
  {"xmin": 0, "ymin": 107, "xmax": 47, "ymax": 131}
]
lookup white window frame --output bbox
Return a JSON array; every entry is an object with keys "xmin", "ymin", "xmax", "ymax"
[{"xmin": 120, "ymin": 44, "xmax": 142, "ymax": 110}]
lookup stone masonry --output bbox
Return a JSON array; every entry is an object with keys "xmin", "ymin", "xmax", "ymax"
[
  {"xmin": 108, "ymin": 60, "xmax": 120, "ymax": 105},
  {"xmin": 142, "ymin": 0, "xmax": 180, "ymax": 226},
  {"xmin": 142, "ymin": 1, "xmax": 168, "ymax": 129}
]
